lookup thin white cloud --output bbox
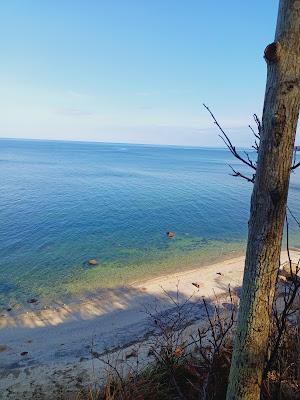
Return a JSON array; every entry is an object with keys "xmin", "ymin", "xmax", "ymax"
[
  {"xmin": 135, "ymin": 91, "xmax": 159, "ymax": 97},
  {"xmin": 54, "ymin": 107, "xmax": 94, "ymax": 117},
  {"xmin": 67, "ymin": 90, "xmax": 89, "ymax": 98}
]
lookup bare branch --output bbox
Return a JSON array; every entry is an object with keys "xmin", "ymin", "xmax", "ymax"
[
  {"xmin": 252, "ymin": 139, "xmax": 260, "ymax": 153},
  {"xmin": 248, "ymin": 124, "xmax": 260, "ymax": 140},
  {"xmin": 244, "ymin": 150, "xmax": 257, "ymax": 168},
  {"xmin": 291, "ymin": 160, "xmax": 300, "ymax": 170},
  {"xmin": 203, "ymin": 104, "xmax": 257, "ymax": 171},
  {"xmin": 253, "ymin": 114, "xmax": 261, "ymax": 135},
  {"xmin": 287, "ymin": 205, "xmax": 300, "ymax": 228},
  {"xmin": 264, "ymin": 215, "xmax": 300, "ymax": 377},
  {"xmin": 229, "ymin": 165, "xmax": 255, "ymax": 183}
]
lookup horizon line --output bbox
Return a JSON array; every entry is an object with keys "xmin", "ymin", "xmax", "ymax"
[{"xmin": 0, "ymin": 136, "xmax": 257, "ymax": 151}]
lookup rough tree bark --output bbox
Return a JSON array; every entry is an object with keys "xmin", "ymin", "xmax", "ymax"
[{"xmin": 226, "ymin": 1, "xmax": 300, "ymax": 399}]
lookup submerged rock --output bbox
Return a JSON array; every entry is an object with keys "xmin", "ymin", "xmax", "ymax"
[
  {"xmin": 166, "ymin": 231, "xmax": 176, "ymax": 239},
  {"xmin": 0, "ymin": 345, "xmax": 7, "ymax": 352},
  {"xmin": 27, "ymin": 298, "xmax": 38, "ymax": 304},
  {"xmin": 83, "ymin": 259, "xmax": 99, "ymax": 268}
]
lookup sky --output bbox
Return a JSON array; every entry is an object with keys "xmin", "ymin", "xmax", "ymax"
[{"xmin": 0, "ymin": 1, "xmax": 283, "ymax": 147}]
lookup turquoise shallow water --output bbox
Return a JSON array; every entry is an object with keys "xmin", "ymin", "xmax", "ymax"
[{"xmin": 0, "ymin": 139, "xmax": 299, "ymax": 308}]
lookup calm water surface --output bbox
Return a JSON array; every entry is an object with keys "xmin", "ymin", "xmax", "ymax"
[{"xmin": 0, "ymin": 139, "xmax": 299, "ymax": 308}]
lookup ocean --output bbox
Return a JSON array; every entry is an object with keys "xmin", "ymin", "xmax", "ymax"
[{"xmin": 0, "ymin": 139, "xmax": 299, "ymax": 309}]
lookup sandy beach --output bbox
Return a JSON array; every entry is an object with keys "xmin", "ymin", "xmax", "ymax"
[{"xmin": 1, "ymin": 250, "xmax": 299, "ymax": 399}]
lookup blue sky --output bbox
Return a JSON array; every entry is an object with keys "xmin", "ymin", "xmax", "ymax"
[{"xmin": 0, "ymin": 1, "xmax": 280, "ymax": 146}]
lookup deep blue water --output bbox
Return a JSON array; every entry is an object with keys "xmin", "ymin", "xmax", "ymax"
[{"xmin": 0, "ymin": 139, "xmax": 299, "ymax": 308}]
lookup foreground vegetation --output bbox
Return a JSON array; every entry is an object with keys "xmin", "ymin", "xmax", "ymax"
[{"xmin": 75, "ymin": 258, "xmax": 300, "ymax": 400}]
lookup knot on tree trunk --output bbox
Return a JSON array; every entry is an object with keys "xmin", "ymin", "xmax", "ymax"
[{"xmin": 264, "ymin": 42, "xmax": 282, "ymax": 63}]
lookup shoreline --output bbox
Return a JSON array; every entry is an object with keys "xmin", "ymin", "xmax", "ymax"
[
  {"xmin": 128, "ymin": 247, "xmax": 245, "ymax": 286},
  {"xmin": 1, "ymin": 246, "xmax": 245, "ymax": 322},
  {"xmin": 0, "ymin": 251, "xmax": 245, "ymax": 330},
  {"xmin": 1, "ymin": 249, "xmax": 299, "ymax": 399}
]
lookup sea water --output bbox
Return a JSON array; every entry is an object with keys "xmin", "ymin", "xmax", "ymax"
[{"xmin": 0, "ymin": 139, "xmax": 299, "ymax": 308}]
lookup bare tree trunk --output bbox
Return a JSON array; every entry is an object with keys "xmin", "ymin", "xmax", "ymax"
[{"xmin": 226, "ymin": 1, "xmax": 300, "ymax": 399}]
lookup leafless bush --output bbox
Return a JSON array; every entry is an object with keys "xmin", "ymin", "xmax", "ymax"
[
  {"xmin": 77, "ymin": 287, "xmax": 239, "ymax": 400},
  {"xmin": 76, "ymin": 271, "xmax": 300, "ymax": 400},
  {"xmin": 262, "ymin": 220, "xmax": 300, "ymax": 400}
]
